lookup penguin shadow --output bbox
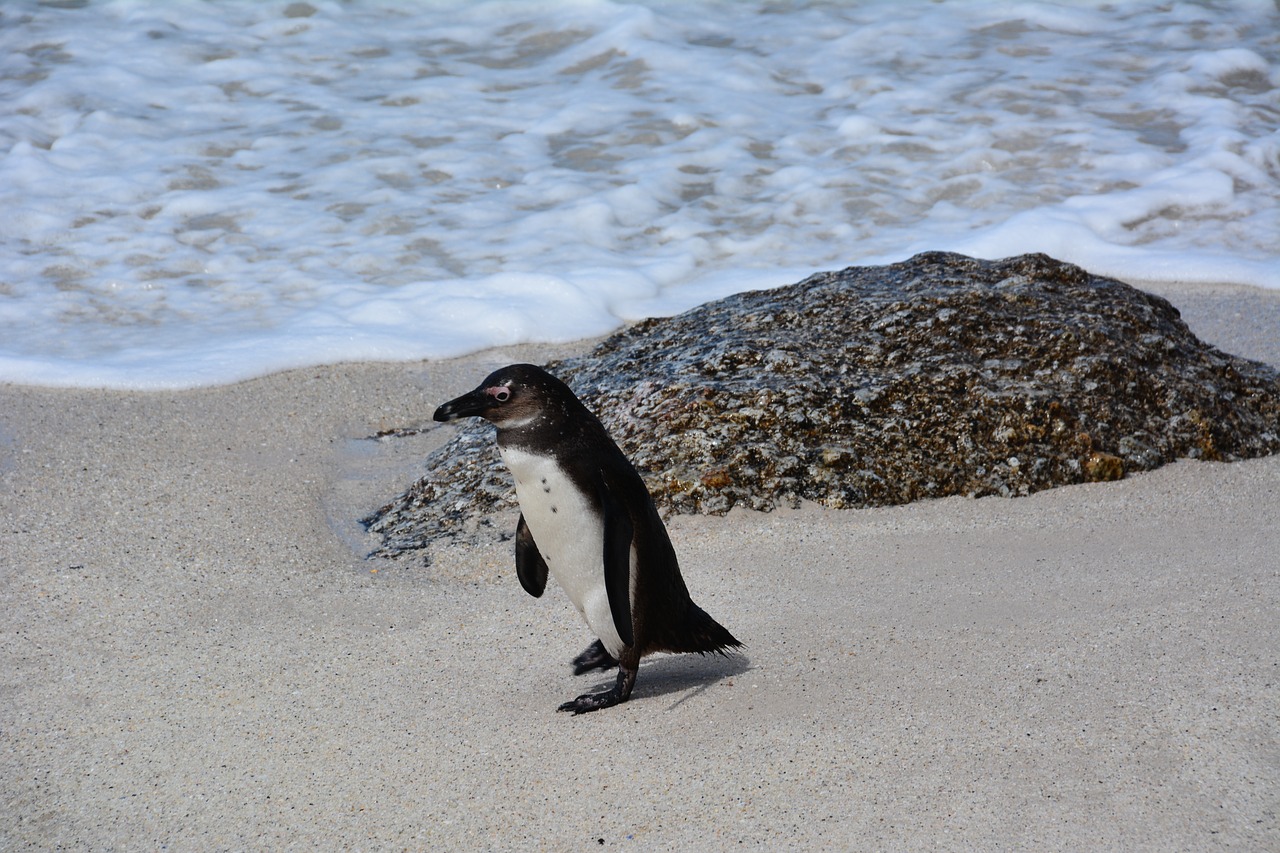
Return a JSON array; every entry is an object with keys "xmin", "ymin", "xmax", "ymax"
[{"xmin": 575, "ymin": 652, "xmax": 752, "ymax": 711}]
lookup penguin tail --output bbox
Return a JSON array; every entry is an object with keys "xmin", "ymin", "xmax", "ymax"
[{"xmin": 677, "ymin": 603, "xmax": 743, "ymax": 656}]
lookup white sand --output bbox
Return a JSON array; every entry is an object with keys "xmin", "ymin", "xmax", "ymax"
[{"xmin": 2, "ymin": 287, "xmax": 1277, "ymax": 849}]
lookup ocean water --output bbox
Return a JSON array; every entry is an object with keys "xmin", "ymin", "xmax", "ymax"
[{"xmin": 2, "ymin": 0, "xmax": 1277, "ymax": 389}]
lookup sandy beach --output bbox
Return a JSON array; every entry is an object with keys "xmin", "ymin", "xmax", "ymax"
[{"xmin": 2, "ymin": 280, "xmax": 1277, "ymax": 850}]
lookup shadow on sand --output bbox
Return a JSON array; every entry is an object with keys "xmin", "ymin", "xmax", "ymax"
[{"xmin": 566, "ymin": 651, "xmax": 752, "ymax": 712}]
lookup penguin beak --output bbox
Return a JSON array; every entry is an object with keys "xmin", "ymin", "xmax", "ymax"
[{"xmin": 433, "ymin": 388, "xmax": 491, "ymax": 422}]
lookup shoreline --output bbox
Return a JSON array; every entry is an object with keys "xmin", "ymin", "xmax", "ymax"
[
  {"xmin": 1, "ymin": 273, "xmax": 1278, "ymax": 397},
  {"xmin": 2, "ymin": 282, "xmax": 1278, "ymax": 848}
]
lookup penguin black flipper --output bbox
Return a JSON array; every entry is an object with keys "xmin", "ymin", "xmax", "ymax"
[
  {"xmin": 598, "ymin": 472, "xmax": 635, "ymax": 649},
  {"xmin": 514, "ymin": 513, "xmax": 548, "ymax": 598}
]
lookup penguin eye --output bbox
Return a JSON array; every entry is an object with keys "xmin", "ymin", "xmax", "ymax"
[{"xmin": 487, "ymin": 386, "xmax": 511, "ymax": 403}]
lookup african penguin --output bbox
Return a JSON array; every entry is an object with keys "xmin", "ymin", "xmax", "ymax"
[{"xmin": 433, "ymin": 363, "xmax": 742, "ymax": 714}]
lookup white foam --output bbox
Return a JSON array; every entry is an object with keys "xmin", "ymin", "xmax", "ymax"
[{"xmin": 1, "ymin": 0, "xmax": 1277, "ymax": 389}]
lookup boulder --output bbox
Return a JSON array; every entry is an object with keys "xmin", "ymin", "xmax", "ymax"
[{"xmin": 365, "ymin": 252, "xmax": 1280, "ymax": 557}]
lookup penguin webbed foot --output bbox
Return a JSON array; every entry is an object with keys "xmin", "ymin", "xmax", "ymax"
[
  {"xmin": 570, "ymin": 639, "xmax": 618, "ymax": 675},
  {"xmin": 557, "ymin": 665, "xmax": 636, "ymax": 715}
]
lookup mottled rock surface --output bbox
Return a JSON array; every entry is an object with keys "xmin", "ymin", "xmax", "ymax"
[{"xmin": 365, "ymin": 252, "xmax": 1280, "ymax": 557}]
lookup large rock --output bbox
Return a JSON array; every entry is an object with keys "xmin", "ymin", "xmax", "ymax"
[{"xmin": 365, "ymin": 252, "xmax": 1280, "ymax": 557}]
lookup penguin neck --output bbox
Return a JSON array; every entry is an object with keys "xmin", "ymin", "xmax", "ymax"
[
  {"xmin": 496, "ymin": 399, "xmax": 596, "ymax": 458},
  {"xmin": 495, "ymin": 410, "xmax": 577, "ymax": 456}
]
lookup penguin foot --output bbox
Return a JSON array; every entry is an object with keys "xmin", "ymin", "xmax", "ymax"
[
  {"xmin": 557, "ymin": 665, "xmax": 636, "ymax": 715},
  {"xmin": 570, "ymin": 639, "xmax": 618, "ymax": 675}
]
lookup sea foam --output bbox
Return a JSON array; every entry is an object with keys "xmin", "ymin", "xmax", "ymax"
[{"xmin": 1, "ymin": 0, "xmax": 1277, "ymax": 388}]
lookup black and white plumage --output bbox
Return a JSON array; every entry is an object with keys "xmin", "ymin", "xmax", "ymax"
[{"xmin": 433, "ymin": 363, "xmax": 742, "ymax": 714}]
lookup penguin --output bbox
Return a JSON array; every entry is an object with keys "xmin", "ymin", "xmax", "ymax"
[{"xmin": 433, "ymin": 363, "xmax": 742, "ymax": 714}]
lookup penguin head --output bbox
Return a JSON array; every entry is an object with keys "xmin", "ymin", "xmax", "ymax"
[{"xmin": 433, "ymin": 363, "xmax": 570, "ymax": 429}]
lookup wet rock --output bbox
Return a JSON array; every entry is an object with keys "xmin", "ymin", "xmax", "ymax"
[{"xmin": 365, "ymin": 252, "xmax": 1280, "ymax": 557}]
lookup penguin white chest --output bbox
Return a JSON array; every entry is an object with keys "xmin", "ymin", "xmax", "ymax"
[{"xmin": 500, "ymin": 446, "xmax": 628, "ymax": 656}]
